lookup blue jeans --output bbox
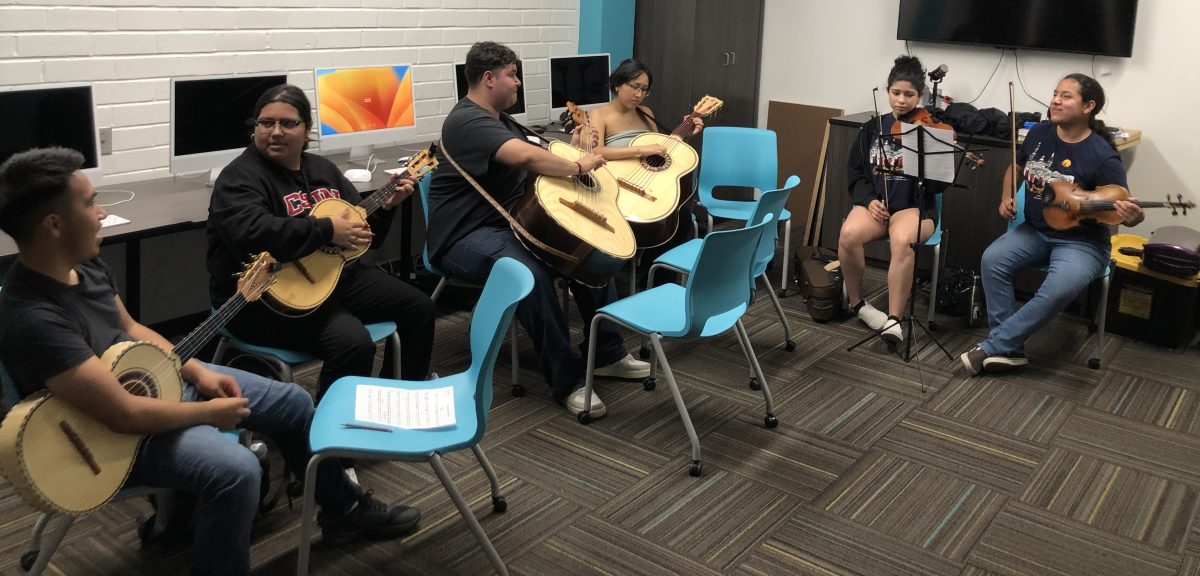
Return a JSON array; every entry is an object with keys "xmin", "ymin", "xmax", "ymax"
[
  {"xmin": 437, "ymin": 226, "xmax": 627, "ymax": 400},
  {"xmin": 979, "ymin": 223, "xmax": 1108, "ymax": 356},
  {"xmin": 127, "ymin": 362, "xmax": 360, "ymax": 576}
]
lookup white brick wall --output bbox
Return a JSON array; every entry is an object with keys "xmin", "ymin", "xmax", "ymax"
[{"xmin": 1, "ymin": 0, "xmax": 580, "ymax": 184}]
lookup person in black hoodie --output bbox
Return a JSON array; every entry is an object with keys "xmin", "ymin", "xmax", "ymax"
[
  {"xmin": 207, "ymin": 84, "xmax": 434, "ymax": 398},
  {"xmin": 839, "ymin": 55, "xmax": 945, "ymax": 346}
]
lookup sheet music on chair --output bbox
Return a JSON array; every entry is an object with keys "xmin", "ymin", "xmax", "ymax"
[
  {"xmin": 354, "ymin": 384, "xmax": 457, "ymax": 429},
  {"xmin": 900, "ymin": 122, "xmax": 957, "ymax": 184}
]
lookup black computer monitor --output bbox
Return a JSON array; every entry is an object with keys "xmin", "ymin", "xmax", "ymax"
[
  {"xmin": 453, "ymin": 61, "xmax": 526, "ymax": 121},
  {"xmin": 170, "ymin": 73, "xmax": 288, "ymax": 177},
  {"xmin": 0, "ymin": 85, "xmax": 101, "ymax": 181},
  {"xmin": 549, "ymin": 54, "xmax": 611, "ymax": 118}
]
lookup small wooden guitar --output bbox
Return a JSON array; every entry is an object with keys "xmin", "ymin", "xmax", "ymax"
[
  {"xmin": 605, "ymin": 95, "xmax": 723, "ymax": 247},
  {"xmin": 0, "ymin": 253, "xmax": 277, "ymax": 516},
  {"xmin": 512, "ymin": 103, "xmax": 637, "ymax": 287},
  {"xmin": 265, "ymin": 148, "xmax": 437, "ymax": 316}
]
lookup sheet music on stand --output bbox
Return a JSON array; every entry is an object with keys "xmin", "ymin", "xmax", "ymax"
[
  {"xmin": 354, "ymin": 384, "xmax": 457, "ymax": 430},
  {"xmin": 900, "ymin": 122, "xmax": 957, "ymax": 183}
]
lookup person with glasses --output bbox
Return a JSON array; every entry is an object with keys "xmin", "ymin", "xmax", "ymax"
[
  {"xmin": 586, "ymin": 58, "xmax": 704, "ymax": 289},
  {"xmin": 206, "ymin": 84, "xmax": 435, "ymax": 401}
]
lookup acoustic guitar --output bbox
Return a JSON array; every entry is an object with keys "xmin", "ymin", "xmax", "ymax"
[
  {"xmin": 0, "ymin": 253, "xmax": 277, "ymax": 516},
  {"xmin": 605, "ymin": 95, "xmax": 723, "ymax": 247},
  {"xmin": 512, "ymin": 103, "xmax": 636, "ymax": 287},
  {"xmin": 265, "ymin": 148, "xmax": 437, "ymax": 316}
]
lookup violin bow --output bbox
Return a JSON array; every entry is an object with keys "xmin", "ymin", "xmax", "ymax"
[
  {"xmin": 871, "ymin": 87, "xmax": 890, "ymax": 214},
  {"xmin": 1009, "ymin": 82, "xmax": 1018, "ymax": 204}
]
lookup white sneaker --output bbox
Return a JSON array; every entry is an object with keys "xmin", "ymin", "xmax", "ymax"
[
  {"xmin": 593, "ymin": 353, "xmax": 651, "ymax": 379},
  {"xmin": 855, "ymin": 301, "xmax": 888, "ymax": 331},
  {"xmin": 880, "ymin": 316, "xmax": 904, "ymax": 345},
  {"xmin": 344, "ymin": 467, "xmax": 359, "ymax": 486},
  {"xmin": 564, "ymin": 387, "xmax": 607, "ymax": 418}
]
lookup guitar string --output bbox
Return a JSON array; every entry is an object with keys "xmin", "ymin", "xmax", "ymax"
[{"xmin": 627, "ymin": 114, "xmax": 695, "ymax": 191}]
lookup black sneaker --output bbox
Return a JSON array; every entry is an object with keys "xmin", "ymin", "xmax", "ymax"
[
  {"xmin": 960, "ymin": 345, "xmax": 988, "ymax": 375},
  {"xmin": 982, "ymin": 353, "xmax": 1028, "ymax": 373},
  {"xmin": 319, "ymin": 489, "xmax": 421, "ymax": 547}
]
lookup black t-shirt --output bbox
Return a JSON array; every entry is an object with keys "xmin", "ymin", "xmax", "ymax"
[
  {"xmin": 847, "ymin": 112, "xmax": 943, "ymax": 223},
  {"xmin": 427, "ymin": 98, "xmax": 533, "ymax": 266},
  {"xmin": 0, "ymin": 259, "xmax": 130, "ymax": 398},
  {"xmin": 1018, "ymin": 121, "xmax": 1128, "ymax": 249}
]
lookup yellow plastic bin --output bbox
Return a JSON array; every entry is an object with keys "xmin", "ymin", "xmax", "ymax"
[{"xmin": 1107, "ymin": 233, "xmax": 1200, "ymax": 348}]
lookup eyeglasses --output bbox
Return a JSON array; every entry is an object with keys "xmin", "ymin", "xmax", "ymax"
[
  {"xmin": 254, "ymin": 118, "xmax": 304, "ymax": 131},
  {"xmin": 625, "ymin": 83, "xmax": 652, "ymax": 96}
]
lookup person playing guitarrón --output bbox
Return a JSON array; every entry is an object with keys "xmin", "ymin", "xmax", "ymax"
[
  {"xmin": 206, "ymin": 84, "xmax": 434, "ymax": 398},
  {"xmin": 0, "ymin": 148, "xmax": 421, "ymax": 576},
  {"xmin": 428, "ymin": 41, "xmax": 651, "ymax": 418}
]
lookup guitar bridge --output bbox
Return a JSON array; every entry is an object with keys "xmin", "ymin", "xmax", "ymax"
[
  {"xmin": 617, "ymin": 179, "xmax": 657, "ymax": 202},
  {"xmin": 558, "ymin": 198, "xmax": 614, "ymax": 232}
]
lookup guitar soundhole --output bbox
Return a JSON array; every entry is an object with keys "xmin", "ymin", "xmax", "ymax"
[
  {"xmin": 641, "ymin": 154, "xmax": 670, "ymax": 171},
  {"xmin": 574, "ymin": 174, "xmax": 598, "ymax": 190},
  {"xmin": 320, "ymin": 244, "xmax": 344, "ymax": 255},
  {"xmin": 119, "ymin": 370, "xmax": 159, "ymax": 397}
]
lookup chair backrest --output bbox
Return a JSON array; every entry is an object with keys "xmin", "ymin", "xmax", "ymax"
[
  {"xmin": 697, "ymin": 127, "xmax": 778, "ymax": 203},
  {"xmin": 467, "ymin": 257, "xmax": 534, "ymax": 440},
  {"xmin": 746, "ymin": 175, "xmax": 800, "ymax": 277},
  {"xmin": 681, "ymin": 215, "xmax": 774, "ymax": 338},
  {"xmin": 1009, "ymin": 182, "xmax": 1028, "ymax": 231},
  {"xmin": 415, "ymin": 173, "xmax": 443, "ymax": 276}
]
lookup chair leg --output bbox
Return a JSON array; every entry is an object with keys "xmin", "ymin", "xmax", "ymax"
[
  {"xmin": 629, "ymin": 251, "xmax": 640, "ymax": 296},
  {"xmin": 430, "ymin": 453, "xmax": 509, "ymax": 576},
  {"xmin": 760, "ymin": 274, "xmax": 795, "ymax": 352},
  {"xmin": 648, "ymin": 334, "xmax": 703, "ymax": 476},
  {"xmin": 780, "ymin": 219, "xmax": 792, "ymax": 297},
  {"xmin": 389, "ymin": 332, "xmax": 402, "ymax": 379},
  {"xmin": 471, "ymin": 445, "xmax": 508, "ymax": 513},
  {"xmin": 579, "ymin": 316, "xmax": 603, "ymax": 424},
  {"xmin": 734, "ymin": 319, "xmax": 778, "ymax": 429},
  {"xmin": 295, "ymin": 453, "xmax": 327, "ymax": 575},
  {"xmin": 280, "ymin": 361, "xmax": 294, "ymax": 384},
  {"xmin": 509, "ymin": 323, "xmax": 523, "ymax": 397},
  {"xmin": 431, "ymin": 277, "xmax": 449, "ymax": 304},
  {"xmin": 928, "ymin": 241, "xmax": 942, "ymax": 331},
  {"xmin": 26, "ymin": 513, "xmax": 75, "ymax": 576},
  {"xmin": 1090, "ymin": 267, "xmax": 1111, "ymax": 370},
  {"xmin": 560, "ymin": 279, "xmax": 570, "ymax": 323},
  {"xmin": 213, "ymin": 337, "xmax": 230, "ymax": 365},
  {"xmin": 706, "ymin": 213, "xmax": 714, "ymax": 238}
]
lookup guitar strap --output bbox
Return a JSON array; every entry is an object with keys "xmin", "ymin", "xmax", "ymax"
[{"xmin": 437, "ymin": 138, "xmax": 580, "ymax": 265}]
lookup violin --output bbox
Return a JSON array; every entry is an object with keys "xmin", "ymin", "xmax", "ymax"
[
  {"xmin": 1042, "ymin": 180, "xmax": 1195, "ymax": 230},
  {"xmin": 891, "ymin": 108, "xmax": 986, "ymax": 168}
]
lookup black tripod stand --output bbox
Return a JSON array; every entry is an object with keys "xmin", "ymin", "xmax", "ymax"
[{"xmin": 846, "ymin": 121, "xmax": 974, "ymax": 363}]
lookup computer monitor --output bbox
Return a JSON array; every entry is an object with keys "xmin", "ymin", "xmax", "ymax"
[
  {"xmin": 453, "ymin": 61, "xmax": 527, "ymax": 124},
  {"xmin": 549, "ymin": 53, "xmax": 611, "ymax": 120},
  {"xmin": 314, "ymin": 64, "xmax": 418, "ymax": 164},
  {"xmin": 0, "ymin": 84, "xmax": 102, "ymax": 185},
  {"xmin": 170, "ymin": 73, "xmax": 288, "ymax": 184}
]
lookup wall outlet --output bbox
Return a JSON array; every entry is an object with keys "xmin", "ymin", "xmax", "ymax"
[{"xmin": 99, "ymin": 127, "xmax": 112, "ymax": 155}]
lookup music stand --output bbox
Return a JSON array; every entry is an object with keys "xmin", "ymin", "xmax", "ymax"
[{"xmin": 846, "ymin": 119, "xmax": 980, "ymax": 363}]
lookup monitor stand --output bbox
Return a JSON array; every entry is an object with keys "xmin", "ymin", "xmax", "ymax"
[
  {"xmin": 347, "ymin": 145, "xmax": 376, "ymax": 167},
  {"xmin": 206, "ymin": 167, "xmax": 223, "ymax": 188}
]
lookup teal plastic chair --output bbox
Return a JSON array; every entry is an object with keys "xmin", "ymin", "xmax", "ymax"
[
  {"xmin": 579, "ymin": 217, "xmax": 779, "ymax": 477},
  {"xmin": 650, "ymin": 175, "xmax": 801, "ymax": 355},
  {"xmin": 417, "ymin": 174, "xmax": 527, "ymax": 396},
  {"xmin": 295, "ymin": 257, "xmax": 535, "ymax": 576},
  {"xmin": 1010, "ymin": 183, "xmax": 1110, "ymax": 369},
  {"xmin": 212, "ymin": 321, "xmax": 400, "ymax": 384},
  {"xmin": 695, "ymin": 127, "xmax": 793, "ymax": 297}
]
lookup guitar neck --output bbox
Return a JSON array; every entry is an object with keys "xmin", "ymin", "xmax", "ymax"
[
  {"xmin": 357, "ymin": 171, "xmax": 407, "ymax": 217},
  {"xmin": 171, "ymin": 294, "xmax": 249, "ymax": 362},
  {"xmin": 669, "ymin": 114, "xmax": 698, "ymax": 138}
]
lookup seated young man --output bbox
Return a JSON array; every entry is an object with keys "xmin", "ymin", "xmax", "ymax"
[
  {"xmin": 427, "ymin": 41, "xmax": 650, "ymax": 418},
  {"xmin": 0, "ymin": 148, "xmax": 420, "ymax": 576}
]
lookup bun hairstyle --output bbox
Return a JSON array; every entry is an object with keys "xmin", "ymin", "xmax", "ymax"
[
  {"xmin": 887, "ymin": 55, "xmax": 926, "ymax": 96},
  {"xmin": 1062, "ymin": 72, "xmax": 1116, "ymax": 151}
]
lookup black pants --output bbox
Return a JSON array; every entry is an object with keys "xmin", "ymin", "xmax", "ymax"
[{"xmin": 227, "ymin": 262, "xmax": 434, "ymax": 396}]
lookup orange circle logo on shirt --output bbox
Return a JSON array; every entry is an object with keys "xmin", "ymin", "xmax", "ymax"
[{"xmin": 1062, "ymin": 159, "xmax": 1072, "ymax": 168}]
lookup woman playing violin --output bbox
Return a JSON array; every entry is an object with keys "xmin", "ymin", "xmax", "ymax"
[
  {"xmin": 840, "ymin": 55, "xmax": 945, "ymax": 345},
  {"xmin": 961, "ymin": 73, "xmax": 1144, "ymax": 374}
]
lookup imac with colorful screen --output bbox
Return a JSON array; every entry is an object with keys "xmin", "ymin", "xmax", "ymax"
[
  {"xmin": 170, "ymin": 73, "xmax": 288, "ymax": 184},
  {"xmin": 0, "ymin": 84, "xmax": 102, "ymax": 185},
  {"xmin": 549, "ymin": 54, "xmax": 611, "ymax": 120},
  {"xmin": 314, "ymin": 64, "xmax": 418, "ymax": 164},
  {"xmin": 453, "ymin": 61, "xmax": 527, "ymax": 125}
]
